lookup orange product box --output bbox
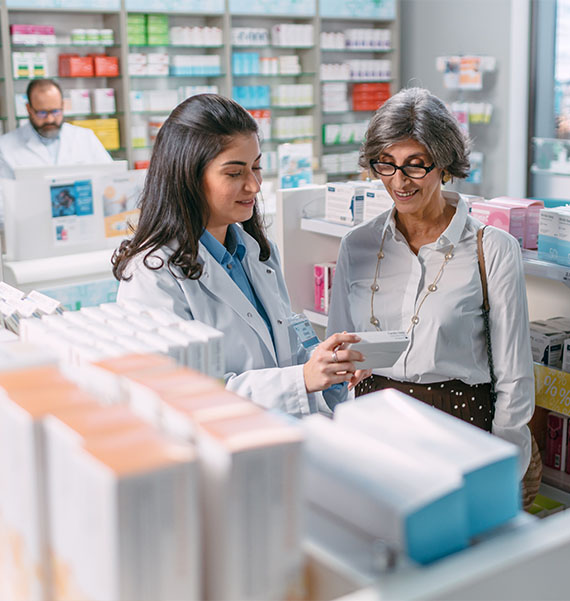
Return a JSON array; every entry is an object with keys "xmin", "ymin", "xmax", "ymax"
[
  {"xmin": 80, "ymin": 352, "xmax": 176, "ymax": 405},
  {"xmin": 162, "ymin": 388, "xmax": 260, "ymax": 441},
  {"xmin": 91, "ymin": 55, "xmax": 120, "ymax": 77},
  {"xmin": 0, "ymin": 364, "xmax": 74, "ymax": 393},
  {"xmin": 134, "ymin": 160, "xmax": 150, "ymax": 170},
  {"xmin": 0, "ymin": 383, "xmax": 100, "ymax": 601},
  {"xmin": 58, "ymin": 54, "xmax": 94, "ymax": 77},
  {"xmin": 125, "ymin": 366, "xmax": 224, "ymax": 423},
  {"xmin": 48, "ymin": 427, "xmax": 199, "ymax": 601}
]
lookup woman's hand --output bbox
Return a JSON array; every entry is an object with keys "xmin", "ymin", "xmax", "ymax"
[
  {"xmin": 348, "ymin": 368, "xmax": 373, "ymax": 391},
  {"xmin": 303, "ymin": 332, "xmax": 366, "ymax": 394}
]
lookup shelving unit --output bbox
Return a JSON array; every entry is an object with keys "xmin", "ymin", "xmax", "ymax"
[{"xmin": 0, "ymin": 0, "xmax": 400, "ymax": 173}]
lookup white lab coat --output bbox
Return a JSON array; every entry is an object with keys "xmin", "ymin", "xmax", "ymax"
[
  {"xmin": 117, "ymin": 230, "xmax": 335, "ymax": 417},
  {"xmin": 0, "ymin": 122, "xmax": 112, "ymax": 179}
]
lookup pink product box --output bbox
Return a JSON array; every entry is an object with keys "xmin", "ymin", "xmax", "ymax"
[
  {"xmin": 545, "ymin": 412, "xmax": 567, "ymax": 471},
  {"xmin": 470, "ymin": 201, "xmax": 526, "ymax": 247},
  {"xmin": 314, "ymin": 262, "xmax": 336, "ymax": 313},
  {"xmin": 490, "ymin": 197, "xmax": 544, "ymax": 249}
]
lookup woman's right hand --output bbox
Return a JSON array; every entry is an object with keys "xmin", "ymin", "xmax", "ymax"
[{"xmin": 303, "ymin": 332, "xmax": 365, "ymax": 393}]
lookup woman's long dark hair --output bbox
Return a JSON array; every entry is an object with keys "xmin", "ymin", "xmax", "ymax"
[{"xmin": 112, "ymin": 93, "xmax": 270, "ymax": 281}]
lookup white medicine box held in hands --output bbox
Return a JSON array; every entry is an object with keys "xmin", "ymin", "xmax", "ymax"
[{"xmin": 348, "ymin": 330, "xmax": 409, "ymax": 370}]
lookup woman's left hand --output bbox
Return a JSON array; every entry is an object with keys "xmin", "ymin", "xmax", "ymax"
[{"xmin": 348, "ymin": 368, "xmax": 373, "ymax": 391}]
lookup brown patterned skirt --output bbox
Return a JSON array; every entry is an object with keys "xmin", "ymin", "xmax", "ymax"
[{"xmin": 355, "ymin": 375, "xmax": 493, "ymax": 432}]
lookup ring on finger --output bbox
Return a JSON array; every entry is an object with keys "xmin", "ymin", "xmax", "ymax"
[{"xmin": 331, "ymin": 349, "xmax": 339, "ymax": 363}]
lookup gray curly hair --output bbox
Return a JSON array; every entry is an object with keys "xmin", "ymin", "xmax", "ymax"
[{"xmin": 359, "ymin": 87, "xmax": 471, "ymax": 179}]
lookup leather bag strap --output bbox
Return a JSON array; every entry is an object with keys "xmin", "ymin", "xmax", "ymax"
[{"xmin": 476, "ymin": 226, "xmax": 497, "ymax": 412}]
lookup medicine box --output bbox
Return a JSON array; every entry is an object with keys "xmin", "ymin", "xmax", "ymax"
[
  {"xmin": 196, "ymin": 410, "xmax": 304, "ymax": 600},
  {"xmin": 313, "ymin": 262, "xmax": 336, "ymax": 313},
  {"xmin": 529, "ymin": 320, "xmax": 567, "ymax": 368},
  {"xmin": 563, "ymin": 338, "xmax": 570, "ymax": 373},
  {"xmin": 335, "ymin": 389, "xmax": 520, "ymax": 537},
  {"xmin": 362, "ymin": 186, "xmax": 393, "ymax": 222},
  {"xmin": 538, "ymin": 208, "xmax": 560, "ymax": 262},
  {"xmin": 347, "ymin": 330, "xmax": 409, "ymax": 370},
  {"xmin": 92, "ymin": 88, "xmax": 116, "ymax": 114},
  {"xmin": 325, "ymin": 182, "xmax": 365, "ymax": 226},
  {"xmin": 303, "ymin": 413, "xmax": 468, "ymax": 565},
  {"xmin": 490, "ymin": 196, "xmax": 544, "ymax": 249},
  {"xmin": 470, "ymin": 201, "xmax": 525, "ymax": 247},
  {"xmin": 545, "ymin": 412, "xmax": 567, "ymax": 471}
]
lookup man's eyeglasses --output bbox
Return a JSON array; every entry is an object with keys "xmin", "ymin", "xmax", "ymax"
[
  {"xmin": 369, "ymin": 160, "xmax": 436, "ymax": 180},
  {"xmin": 29, "ymin": 106, "xmax": 63, "ymax": 119}
]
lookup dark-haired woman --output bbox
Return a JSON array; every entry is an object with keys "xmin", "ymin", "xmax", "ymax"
[
  {"xmin": 327, "ymin": 87, "xmax": 534, "ymax": 478},
  {"xmin": 114, "ymin": 93, "xmax": 367, "ymax": 415}
]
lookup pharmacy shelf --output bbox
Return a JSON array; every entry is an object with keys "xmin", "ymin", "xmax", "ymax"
[
  {"xmin": 13, "ymin": 76, "xmax": 121, "ymax": 80},
  {"xmin": 323, "ymin": 141, "xmax": 362, "ymax": 148},
  {"xmin": 128, "ymin": 44, "xmax": 224, "ymax": 49},
  {"xmin": 17, "ymin": 112, "xmax": 122, "ymax": 119},
  {"xmin": 321, "ymin": 47, "xmax": 393, "ymax": 53},
  {"xmin": 320, "ymin": 78, "xmax": 392, "ymax": 83},
  {"xmin": 232, "ymin": 72, "xmax": 315, "ymax": 78},
  {"xmin": 300, "ymin": 217, "xmax": 353, "ymax": 238},
  {"xmin": 542, "ymin": 466, "xmax": 570, "ymax": 493},
  {"xmin": 263, "ymin": 135, "xmax": 316, "ymax": 142},
  {"xmin": 11, "ymin": 43, "xmax": 121, "ymax": 49},
  {"xmin": 303, "ymin": 308, "xmax": 328, "ymax": 327},
  {"xmin": 522, "ymin": 250, "xmax": 570, "ymax": 287},
  {"xmin": 129, "ymin": 73, "xmax": 224, "ymax": 78}
]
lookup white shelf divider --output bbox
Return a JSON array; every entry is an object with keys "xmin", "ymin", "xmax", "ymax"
[
  {"xmin": 522, "ymin": 250, "xmax": 570, "ymax": 287},
  {"xmin": 300, "ymin": 217, "xmax": 353, "ymax": 238}
]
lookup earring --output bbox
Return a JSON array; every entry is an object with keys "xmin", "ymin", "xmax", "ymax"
[{"xmin": 442, "ymin": 171, "xmax": 452, "ymax": 184}]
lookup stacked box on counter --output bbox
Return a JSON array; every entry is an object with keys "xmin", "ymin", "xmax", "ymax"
[
  {"xmin": 0, "ymin": 365, "xmax": 99, "ymax": 601},
  {"xmin": 197, "ymin": 411, "xmax": 304, "ymax": 600},
  {"xmin": 19, "ymin": 300, "xmax": 224, "ymax": 379}
]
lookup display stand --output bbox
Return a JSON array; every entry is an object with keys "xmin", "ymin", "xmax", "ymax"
[{"xmin": 309, "ymin": 510, "xmax": 570, "ymax": 601}]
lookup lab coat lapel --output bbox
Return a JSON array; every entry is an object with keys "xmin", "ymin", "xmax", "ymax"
[
  {"xmin": 23, "ymin": 124, "xmax": 52, "ymax": 164},
  {"xmin": 241, "ymin": 235, "xmax": 293, "ymax": 368},
  {"xmin": 198, "ymin": 244, "xmax": 278, "ymax": 364}
]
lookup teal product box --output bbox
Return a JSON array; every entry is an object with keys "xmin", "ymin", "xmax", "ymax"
[
  {"xmin": 303, "ymin": 415, "xmax": 468, "ymax": 565},
  {"xmin": 335, "ymin": 389, "xmax": 521, "ymax": 538}
]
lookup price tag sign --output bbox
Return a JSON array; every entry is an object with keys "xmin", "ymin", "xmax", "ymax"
[{"xmin": 534, "ymin": 364, "xmax": 570, "ymax": 416}]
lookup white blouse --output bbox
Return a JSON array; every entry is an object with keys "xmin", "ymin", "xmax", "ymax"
[{"xmin": 327, "ymin": 192, "xmax": 534, "ymax": 474}]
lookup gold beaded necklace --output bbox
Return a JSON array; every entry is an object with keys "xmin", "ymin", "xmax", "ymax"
[{"xmin": 370, "ymin": 228, "xmax": 454, "ymax": 335}]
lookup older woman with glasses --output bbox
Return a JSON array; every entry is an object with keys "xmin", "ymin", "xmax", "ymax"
[{"xmin": 327, "ymin": 87, "xmax": 535, "ymax": 486}]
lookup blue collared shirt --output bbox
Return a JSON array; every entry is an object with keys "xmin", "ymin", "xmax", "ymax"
[{"xmin": 200, "ymin": 225, "xmax": 273, "ymax": 342}]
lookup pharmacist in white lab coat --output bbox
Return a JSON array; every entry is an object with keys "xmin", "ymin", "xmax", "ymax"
[
  {"xmin": 0, "ymin": 78, "xmax": 112, "ymax": 179},
  {"xmin": 114, "ymin": 93, "xmax": 369, "ymax": 416}
]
